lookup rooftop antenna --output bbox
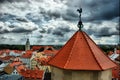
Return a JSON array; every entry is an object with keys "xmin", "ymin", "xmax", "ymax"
[{"xmin": 77, "ymin": 8, "xmax": 83, "ymax": 31}]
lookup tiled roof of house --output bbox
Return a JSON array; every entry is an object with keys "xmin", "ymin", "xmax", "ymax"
[
  {"xmin": 48, "ymin": 31, "xmax": 117, "ymax": 70},
  {"xmin": 21, "ymin": 50, "xmax": 33, "ymax": 58},
  {"xmin": 43, "ymin": 49, "xmax": 58, "ymax": 56},
  {"xmin": 32, "ymin": 46, "xmax": 43, "ymax": 51},
  {"xmin": 20, "ymin": 69, "xmax": 44, "ymax": 79},
  {"xmin": 0, "ymin": 56, "xmax": 14, "ymax": 61},
  {"xmin": 32, "ymin": 45, "xmax": 56, "ymax": 51},
  {"xmin": 112, "ymin": 64, "xmax": 120, "ymax": 79},
  {"xmin": 116, "ymin": 50, "xmax": 120, "ymax": 54}
]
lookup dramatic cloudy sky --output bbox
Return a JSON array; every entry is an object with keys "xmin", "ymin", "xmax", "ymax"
[{"xmin": 0, "ymin": 0, "xmax": 119, "ymax": 45}]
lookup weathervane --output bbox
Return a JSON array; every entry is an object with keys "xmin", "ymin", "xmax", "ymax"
[{"xmin": 77, "ymin": 8, "xmax": 83, "ymax": 31}]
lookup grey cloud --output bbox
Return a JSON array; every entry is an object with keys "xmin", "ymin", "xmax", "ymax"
[
  {"xmin": 0, "ymin": 0, "xmax": 28, "ymax": 3},
  {"xmin": 0, "ymin": 13, "xmax": 17, "ymax": 22},
  {"xmin": 53, "ymin": 31, "xmax": 64, "ymax": 37},
  {"xmin": 39, "ymin": 28, "xmax": 46, "ymax": 33},
  {"xmin": 8, "ymin": 25, "xmax": 15, "ymax": 28},
  {"xmin": 65, "ymin": 0, "xmax": 119, "ymax": 22},
  {"xmin": 95, "ymin": 27, "xmax": 111, "ymax": 37},
  {"xmin": 52, "ymin": 26, "xmax": 74, "ymax": 37},
  {"xmin": 86, "ymin": 25, "xmax": 119, "ymax": 37},
  {"xmin": 0, "ymin": 29, "xmax": 9, "ymax": 34},
  {"xmin": 11, "ymin": 26, "xmax": 37, "ymax": 33},
  {"xmin": 11, "ymin": 28, "xmax": 33, "ymax": 33},
  {"xmin": 15, "ymin": 17, "xmax": 28, "ymax": 22}
]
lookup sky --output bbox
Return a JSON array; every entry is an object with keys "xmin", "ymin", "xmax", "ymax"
[{"xmin": 0, "ymin": 0, "xmax": 119, "ymax": 45}]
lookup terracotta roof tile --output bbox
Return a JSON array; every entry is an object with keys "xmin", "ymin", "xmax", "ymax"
[
  {"xmin": 21, "ymin": 50, "xmax": 33, "ymax": 58},
  {"xmin": 20, "ymin": 69, "xmax": 44, "ymax": 79},
  {"xmin": 48, "ymin": 31, "xmax": 117, "ymax": 70},
  {"xmin": 112, "ymin": 64, "xmax": 120, "ymax": 79}
]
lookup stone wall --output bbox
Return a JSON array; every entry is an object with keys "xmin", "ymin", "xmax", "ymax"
[{"xmin": 51, "ymin": 67, "xmax": 112, "ymax": 80}]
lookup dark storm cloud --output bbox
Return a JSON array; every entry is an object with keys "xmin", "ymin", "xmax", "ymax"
[
  {"xmin": 96, "ymin": 29, "xmax": 119, "ymax": 37},
  {"xmin": 39, "ymin": 28, "xmax": 47, "ymax": 33},
  {"xmin": 62, "ymin": 8, "xmax": 78, "ymax": 21},
  {"xmin": 11, "ymin": 27, "xmax": 37, "ymax": 33},
  {"xmin": 47, "ymin": 11, "xmax": 61, "ymax": 19},
  {"xmin": 64, "ymin": 0, "xmax": 119, "ymax": 22},
  {"xmin": 8, "ymin": 25, "xmax": 15, "ymax": 28},
  {"xmin": 53, "ymin": 31, "xmax": 63, "ymax": 37},
  {"xmin": 52, "ymin": 26, "xmax": 74, "ymax": 37},
  {"xmin": 83, "ymin": 0, "xmax": 119, "ymax": 21},
  {"xmin": 0, "ymin": 29, "xmax": 9, "ymax": 34},
  {"xmin": 15, "ymin": 18, "xmax": 28, "ymax": 22},
  {"xmin": 0, "ymin": 13, "xmax": 17, "ymax": 22},
  {"xmin": 86, "ymin": 25, "xmax": 119, "ymax": 37}
]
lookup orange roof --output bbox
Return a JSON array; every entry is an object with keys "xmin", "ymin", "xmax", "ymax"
[
  {"xmin": 9, "ymin": 61, "xmax": 22, "ymax": 67},
  {"xmin": 43, "ymin": 49, "xmax": 58, "ymax": 55},
  {"xmin": 112, "ymin": 64, "xmax": 120, "ymax": 79},
  {"xmin": 0, "ymin": 56, "xmax": 14, "ymax": 61},
  {"xmin": 21, "ymin": 50, "xmax": 33, "ymax": 58},
  {"xmin": 32, "ymin": 46, "xmax": 43, "ymax": 51},
  {"xmin": 116, "ymin": 50, "xmax": 120, "ymax": 54},
  {"xmin": 48, "ymin": 31, "xmax": 117, "ymax": 70},
  {"xmin": 32, "ymin": 45, "xmax": 56, "ymax": 51},
  {"xmin": 20, "ymin": 69, "xmax": 44, "ymax": 79}
]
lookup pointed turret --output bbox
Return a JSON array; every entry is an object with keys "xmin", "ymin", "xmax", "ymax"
[{"xmin": 48, "ymin": 8, "xmax": 117, "ymax": 80}]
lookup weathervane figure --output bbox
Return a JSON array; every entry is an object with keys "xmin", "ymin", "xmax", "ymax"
[{"xmin": 77, "ymin": 8, "xmax": 83, "ymax": 30}]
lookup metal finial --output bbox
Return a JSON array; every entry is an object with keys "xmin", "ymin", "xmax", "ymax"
[{"xmin": 77, "ymin": 8, "xmax": 83, "ymax": 31}]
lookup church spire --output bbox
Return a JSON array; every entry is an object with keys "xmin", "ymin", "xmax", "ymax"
[
  {"xmin": 77, "ymin": 8, "xmax": 83, "ymax": 31},
  {"xmin": 25, "ymin": 38, "xmax": 30, "ymax": 51}
]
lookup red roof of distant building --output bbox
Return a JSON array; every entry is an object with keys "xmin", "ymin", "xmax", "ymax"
[
  {"xmin": 21, "ymin": 50, "xmax": 33, "ymax": 58},
  {"xmin": 20, "ymin": 69, "xmax": 44, "ymax": 79},
  {"xmin": 9, "ymin": 61, "xmax": 23, "ymax": 67},
  {"xmin": 48, "ymin": 31, "xmax": 117, "ymax": 70},
  {"xmin": 12, "ymin": 50, "xmax": 22, "ymax": 54},
  {"xmin": 116, "ymin": 50, "xmax": 120, "ymax": 54},
  {"xmin": 43, "ymin": 49, "xmax": 58, "ymax": 55},
  {"xmin": 32, "ymin": 45, "xmax": 56, "ymax": 51},
  {"xmin": 32, "ymin": 46, "xmax": 43, "ymax": 51},
  {"xmin": 112, "ymin": 64, "xmax": 120, "ymax": 79},
  {"xmin": 0, "ymin": 56, "xmax": 14, "ymax": 61}
]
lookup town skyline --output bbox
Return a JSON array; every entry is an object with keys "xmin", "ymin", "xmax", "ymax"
[{"xmin": 0, "ymin": 0, "xmax": 119, "ymax": 45}]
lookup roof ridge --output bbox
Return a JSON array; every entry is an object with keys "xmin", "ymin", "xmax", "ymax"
[
  {"xmin": 48, "ymin": 31, "xmax": 78, "ymax": 67},
  {"xmin": 64, "ymin": 31, "xmax": 79, "ymax": 69},
  {"xmin": 82, "ymin": 31, "xmax": 103, "ymax": 70},
  {"xmin": 84, "ymin": 32, "xmax": 117, "ymax": 70}
]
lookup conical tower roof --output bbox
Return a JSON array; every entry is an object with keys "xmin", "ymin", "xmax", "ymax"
[{"xmin": 48, "ymin": 30, "xmax": 116, "ymax": 70}]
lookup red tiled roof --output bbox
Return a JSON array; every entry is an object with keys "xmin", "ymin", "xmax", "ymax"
[
  {"xmin": 116, "ymin": 50, "xmax": 120, "ymax": 54},
  {"xmin": 48, "ymin": 31, "xmax": 117, "ymax": 70},
  {"xmin": 21, "ymin": 50, "xmax": 33, "ymax": 58},
  {"xmin": 108, "ymin": 51, "xmax": 114, "ymax": 56},
  {"xmin": 0, "ymin": 56, "xmax": 14, "ymax": 61},
  {"xmin": 12, "ymin": 50, "xmax": 22, "ymax": 54},
  {"xmin": 112, "ymin": 64, "xmax": 120, "ymax": 79},
  {"xmin": 32, "ymin": 46, "xmax": 43, "ymax": 51},
  {"xmin": 9, "ymin": 61, "xmax": 23, "ymax": 67},
  {"xmin": 32, "ymin": 45, "xmax": 56, "ymax": 51},
  {"xmin": 20, "ymin": 69, "xmax": 44, "ymax": 79},
  {"xmin": 43, "ymin": 49, "xmax": 58, "ymax": 55}
]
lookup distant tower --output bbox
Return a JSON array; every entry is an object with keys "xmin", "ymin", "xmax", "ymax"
[
  {"xmin": 25, "ymin": 38, "xmax": 30, "ymax": 51},
  {"xmin": 48, "ymin": 8, "xmax": 117, "ymax": 80}
]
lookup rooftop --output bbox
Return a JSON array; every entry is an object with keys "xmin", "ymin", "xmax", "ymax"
[{"xmin": 48, "ymin": 30, "xmax": 117, "ymax": 70}]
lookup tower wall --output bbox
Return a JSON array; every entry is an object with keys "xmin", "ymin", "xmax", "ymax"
[{"xmin": 51, "ymin": 67, "xmax": 112, "ymax": 80}]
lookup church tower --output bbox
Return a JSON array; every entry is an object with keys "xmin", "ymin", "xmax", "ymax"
[
  {"xmin": 48, "ymin": 8, "xmax": 117, "ymax": 80},
  {"xmin": 25, "ymin": 38, "xmax": 30, "ymax": 51}
]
